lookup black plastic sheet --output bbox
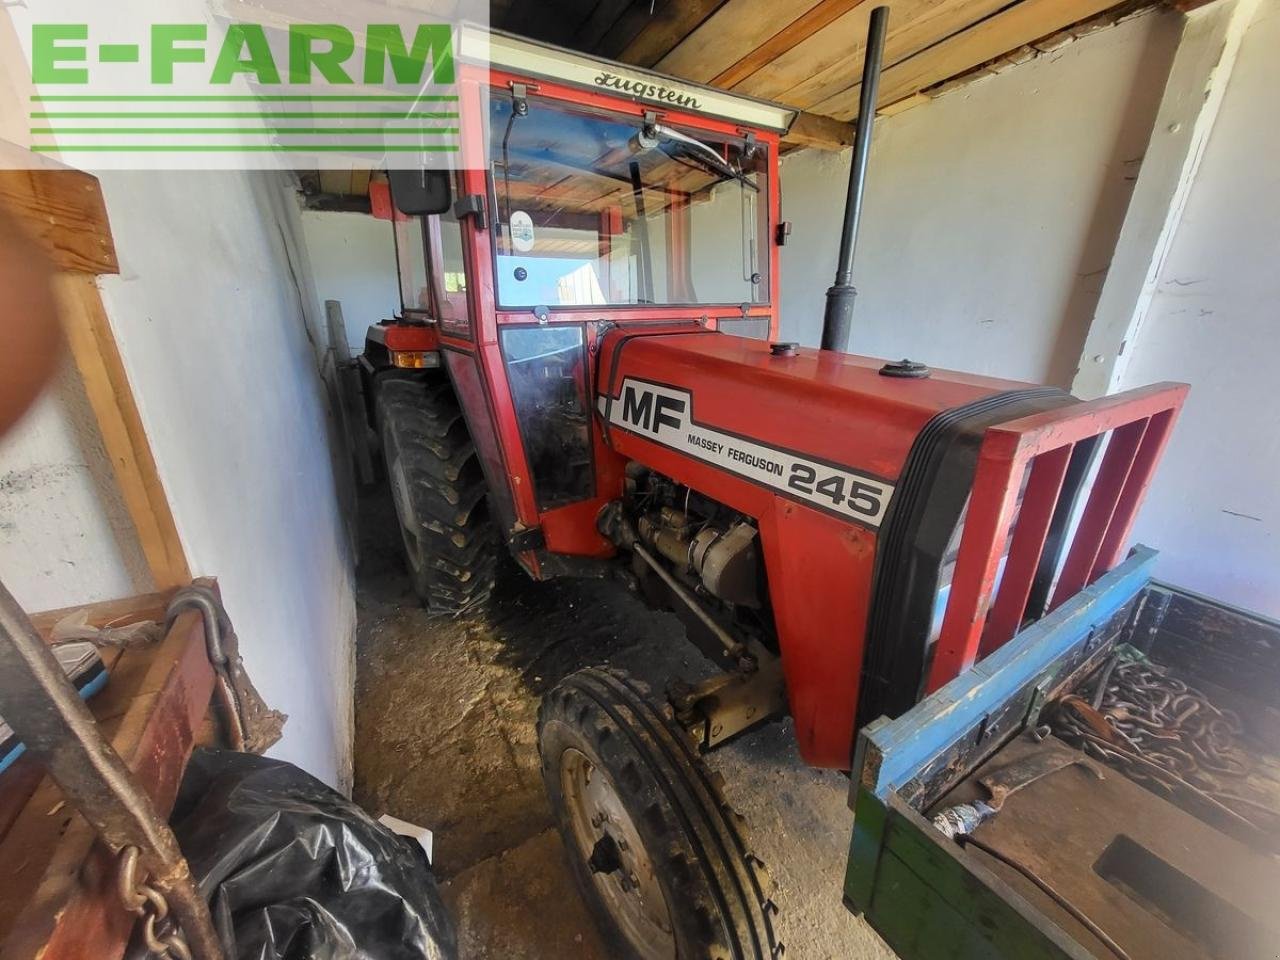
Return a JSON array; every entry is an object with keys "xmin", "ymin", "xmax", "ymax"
[{"xmin": 167, "ymin": 749, "xmax": 457, "ymax": 960}]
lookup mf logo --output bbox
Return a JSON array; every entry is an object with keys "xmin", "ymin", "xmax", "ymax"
[{"xmin": 621, "ymin": 383, "xmax": 685, "ymax": 434}]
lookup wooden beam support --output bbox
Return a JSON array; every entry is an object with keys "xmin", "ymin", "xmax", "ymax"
[
  {"xmin": 712, "ymin": 0, "xmax": 869, "ymax": 89},
  {"xmin": 781, "ymin": 111, "xmax": 856, "ymax": 150},
  {"xmin": 617, "ymin": 0, "xmax": 728, "ymax": 67},
  {"xmin": 657, "ymin": 0, "xmax": 830, "ymax": 84},
  {"xmin": 0, "ymin": 161, "xmax": 119, "ymax": 276},
  {"xmin": 1072, "ymin": 0, "xmax": 1261, "ymax": 398},
  {"xmin": 55, "ymin": 274, "xmax": 191, "ymax": 590},
  {"xmin": 813, "ymin": 0, "xmax": 1129, "ymax": 120}
]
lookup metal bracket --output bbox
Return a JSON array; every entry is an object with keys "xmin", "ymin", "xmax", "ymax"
[
  {"xmin": 510, "ymin": 82, "xmax": 529, "ymax": 117},
  {"xmin": 453, "ymin": 194, "xmax": 487, "ymax": 230},
  {"xmin": 670, "ymin": 655, "xmax": 786, "ymax": 750}
]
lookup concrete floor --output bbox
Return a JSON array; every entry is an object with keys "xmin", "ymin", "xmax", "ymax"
[{"xmin": 352, "ymin": 491, "xmax": 894, "ymax": 959}]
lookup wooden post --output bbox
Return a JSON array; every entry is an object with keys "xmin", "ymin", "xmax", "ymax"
[{"xmin": 1072, "ymin": 0, "xmax": 1262, "ymax": 398}]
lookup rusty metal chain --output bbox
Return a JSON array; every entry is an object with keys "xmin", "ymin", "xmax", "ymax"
[
  {"xmin": 116, "ymin": 846, "xmax": 194, "ymax": 960},
  {"xmin": 1045, "ymin": 653, "xmax": 1264, "ymax": 831}
]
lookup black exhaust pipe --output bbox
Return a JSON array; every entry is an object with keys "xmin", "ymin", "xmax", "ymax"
[{"xmin": 820, "ymin": 5, "xmax": 889, "ymax": 353}]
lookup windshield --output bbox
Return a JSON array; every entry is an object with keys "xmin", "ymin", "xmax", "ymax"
[{"xmin": 489, "ymin": 95, "xmax": 769, "ymax": 309}]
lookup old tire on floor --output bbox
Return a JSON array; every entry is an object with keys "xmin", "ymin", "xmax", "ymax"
[
  {"xmin": 376, "ymin": 375, "xmax": 497, "ymax": 615},
  {"xmin": 538, "ymin": 667, "xmax": 780, "ymax": 960}
]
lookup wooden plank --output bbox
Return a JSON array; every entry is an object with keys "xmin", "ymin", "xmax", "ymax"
[
  {"xmin": 712, "ymin": 0, "xmax": 869, "ymax": 89},
  {"xmin": 617, "ymin": 0, "xmax": 729, "ymax": 67},
  {"xmin": 1072, "ymin": 0, "xmax": 1260, "ymax": 398},
  {"xmin": 657, "ymin": 0, "xmax": 829, "ymax": 84},
  {"xmin": 781, "ymin": 0, "xmax": 1012, "ymax": 111},
  {"xmin": 26, "ymin": 589, "xmax": 177, "ymax": 639},
  {"xmin": 0, "ymin": 152, "xmax": 119, "ymax": 276},
  {"xmin": 56, "ymin": 274, "xmax": 190, "ymax": 590},
  {"xmin": 730, "ymin": 1, "xmax": 874, "ymax": 99},
  {"xmin": 595, "ymin": 1, "xmax": 676, "ymax": 60},
  {"xmin": 819, "ymin": 0, "xmax": 1129, "ymax": 120},
  {"xmin": 781, "ymin": 110, "xmax": 856, "ymax": 149}
]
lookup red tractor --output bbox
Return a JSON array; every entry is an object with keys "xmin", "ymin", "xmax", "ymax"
[{"xmin": 360, "ymin": 16, "xmax": 1186, "ymax": 959}]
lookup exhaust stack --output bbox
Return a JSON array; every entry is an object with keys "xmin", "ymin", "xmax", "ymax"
[{"xmin": 820, "ymin": 5, "xmax": 889, "ymax": 353}]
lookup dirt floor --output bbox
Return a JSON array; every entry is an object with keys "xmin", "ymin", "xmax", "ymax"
[{"xmin": 352, "ymin": 489, "xmax": 894, "ymax": 959}]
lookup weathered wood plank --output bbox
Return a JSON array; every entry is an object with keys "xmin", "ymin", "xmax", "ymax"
[
  {"xmin": 657, "ymin": 0, "xmax": 829, "ymax": 84},
  {"xmin": 712, "ymin": 0, "xmax": 869, "ymax": 89},
  {"xmin": 730, "ymin": 1, "xmax": 874, "ymax": 100},
  {"xmin": 0, "ymin": 149, "xmax": 119, "ymax": 276},
  {"xmin": 574, "ymin": 0, "xmax": 642, "ymax": 52},
  {"xmin": 818, "ymin": 0, "xmax": 1128, "ymax": 120},
  {"xmin": 56, "ymin": 273, "xmax": 190, "ymax": 590},
  {"xmin": 781, "ymin": 110, "xmax": 856, "ymax": 149},
  {"xmin": 616, "ymin": 0, "xmax": 729, "ymax": 67},
  {"xmin": 26, "ymin": 589, "xmax": 177, "ymax": 638},
  {"xmin": 782, "ymin": 0, "xmax": 1011, "ymax": 111}
]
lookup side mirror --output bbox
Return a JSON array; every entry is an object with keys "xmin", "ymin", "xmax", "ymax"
[{"xmin": 388, "ymin": 169, "xmax": 452, "ymax": 216}]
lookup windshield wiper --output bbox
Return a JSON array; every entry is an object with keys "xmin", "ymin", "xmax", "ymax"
[{"xmin": 647, "ymin": 123, "xmax": 758, "ymax": 192}]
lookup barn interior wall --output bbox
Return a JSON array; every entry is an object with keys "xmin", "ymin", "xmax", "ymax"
[
  {"xmin": 778, "ymin": 8, "xmax": 1182, "ymax": 386},
  {"xmin": 299, "ymin": 209, "xmax": 401, "ymax": 352},
  {"xmin": 89, "ymin": 170, "xmax": 358, "ymax": 790},
  {"xmin": 1118, "ymin": 0, "xmax": 1278, "ymax": 617}
]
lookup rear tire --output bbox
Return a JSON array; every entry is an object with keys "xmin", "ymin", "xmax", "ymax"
[
  {"xmin": 538, "ymin": 668, "xmax": 781, "ymax": 960},
  {"xmin": 376, "ymin": 375, "xmax": 498, "ymax": 615}
]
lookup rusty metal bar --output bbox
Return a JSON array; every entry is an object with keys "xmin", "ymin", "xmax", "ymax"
[{"xmin": 0, "ymin": 580, "xmax": 224, "ymax": 960}]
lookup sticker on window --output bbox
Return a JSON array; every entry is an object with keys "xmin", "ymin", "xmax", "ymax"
[{"xmin": 510, "ymin": 211, "xmax": 535, "ymax": 252}]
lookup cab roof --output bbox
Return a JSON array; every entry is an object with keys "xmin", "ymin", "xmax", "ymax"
[{"xmin": 458, "ymin": 25, "xmax": 798, "ymax": 135}]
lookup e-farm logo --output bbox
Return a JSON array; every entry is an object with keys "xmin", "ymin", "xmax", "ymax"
[{"xmin": 15, "ymin": 9, "xmax": 481, "ymax": 169}]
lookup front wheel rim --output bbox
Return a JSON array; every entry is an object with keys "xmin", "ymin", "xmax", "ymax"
[{"xmin": 560, "ymin": 747, "xmax": 675, "ymax": 959}]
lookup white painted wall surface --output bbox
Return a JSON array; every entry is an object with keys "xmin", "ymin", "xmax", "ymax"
[
  {"xmin": 299, "ymin": 209, "xmax": 401, "ymax": 352},
  {"xmin": 778, "ymin": 10, "xmax": 1181, "ymax": 386},
  {"xmin": 1119, "ymin": 0, "xmax": 1279, "ymax": 618},
  {"xmin": 96, "ymin": 171, "xmax": 357, "ymax": 789},
  {"xmin": 0, "ymin": 364, "xmax": 151, "ymax": 609}
]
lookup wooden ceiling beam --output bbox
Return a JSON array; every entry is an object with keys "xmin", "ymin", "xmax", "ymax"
[
  {"xmin": 712, "ymin": 0, "xmax": 870, "ymax": 89},
  {"xmin": 776, "ymin": 0, "xmax": 1011, "ymax": 109},
  {"xmin": 781, "ymin": 111, "xmax": 856, "ymax": 150},
  {"xmin": 815, "ymin": 0, "xmax": 1134, "ymax": 121},
  {"xmin": 656, "ymin": 0, "xmax": 828, "ymax": 84},
  {"xmin": 616, "ymin": 0, "xmax": 729, "ymax": 67}
]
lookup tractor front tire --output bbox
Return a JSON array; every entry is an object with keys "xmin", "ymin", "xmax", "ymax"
[
  {"xmin": 538, "ymin": 668, "xmax": 781, "ymax": 960},
  {"xmin": 376, "ymin": 376, "xmax": 497, "ymax": 616}
]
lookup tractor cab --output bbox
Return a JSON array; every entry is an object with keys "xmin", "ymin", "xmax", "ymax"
[{"xmin": 362, "ymin": 26, "xmax": 795, "ymax": 591}]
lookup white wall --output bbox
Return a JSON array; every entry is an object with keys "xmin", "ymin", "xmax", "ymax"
[
  {"xmin": 779, "ymin": 9, "xmax": 1181, "ymax": 386},
  {"xmin": 95, "ymin": 171, "xmax": 357, "ymax": 789},
  {"xmin": 1120, "ymin": 0, "xmax": 1279, "ymax": 618},
  {"xmin": 0, "ymin": 363, "xmax": 152, "ymax": 609},
  {"xmin": 299, "ymin": 209, "xmax": 400, "ymax": 352}
]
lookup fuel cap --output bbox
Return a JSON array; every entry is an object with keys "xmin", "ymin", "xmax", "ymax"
[{"xmin": 880, "ymin": 358, "xmax": 931, "ymax": 378}]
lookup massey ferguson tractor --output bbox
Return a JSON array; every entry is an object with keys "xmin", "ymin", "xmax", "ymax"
[{"xmin": 359, "ymin": 15, "xmax": 1188, "ymax": 959}]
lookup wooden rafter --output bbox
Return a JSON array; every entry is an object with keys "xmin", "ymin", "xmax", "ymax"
[{"xmin": 495, "ymin": 0, "xmax": 1150, "ymax": 150}]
